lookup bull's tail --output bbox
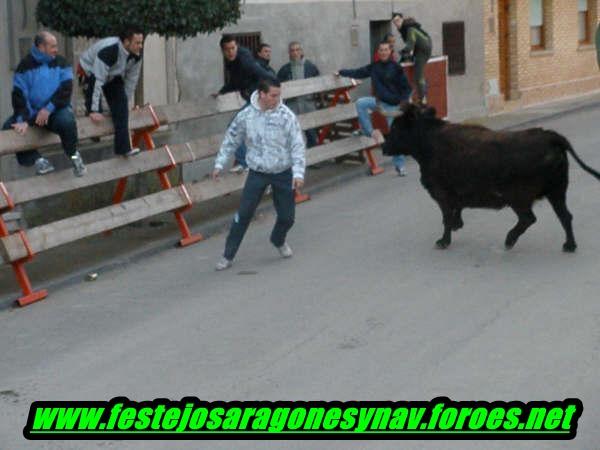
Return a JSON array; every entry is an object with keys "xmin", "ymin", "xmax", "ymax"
[{"xmin": 550, "ymin": 131, "xmax": 600, "ymax": 182}]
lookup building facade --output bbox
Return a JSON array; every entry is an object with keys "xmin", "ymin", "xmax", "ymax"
[{"xmin": 484, "ymin": 0, "xmax": 600, "ymax": 112}]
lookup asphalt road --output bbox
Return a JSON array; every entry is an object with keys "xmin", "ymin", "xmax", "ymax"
[{"xmin": 1, "ymin": 106, "xmax": 599, "ymax": 450}]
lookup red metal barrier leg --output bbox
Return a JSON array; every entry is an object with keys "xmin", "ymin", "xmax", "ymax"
[
  {"xmin": 364, "ymin": 147, "xmax": 385, "ymax": 176},
  {"xmin": 1, "ymin": 184, "xmax": 47, "ymax": 306},
  {"xmin": 14, "ymin": 262, "xmax": 48, "ymax": 307},
  {"xmin": 158, "ymin": 146, "xmax": 203, "ymax": 247},
  {"xmin": 294, "ymin": 189, "xmax": 311, "ymax": 204}
]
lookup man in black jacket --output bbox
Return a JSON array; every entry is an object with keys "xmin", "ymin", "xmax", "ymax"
[
  {"xmin": 336, "ymin": 41, "xmax": 412, "ymax": 175},
  {"xmin": 256, "ymin": 43, "xmax": 276, "ymax": 76},
  {"xmin": 215, "ymin": 35, "xmax": 277, "ymax": 172}
]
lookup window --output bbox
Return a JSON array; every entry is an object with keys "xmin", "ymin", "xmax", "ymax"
[
  {"xmin": 578, "ymin": 0, "xmax": 591, "ymax": 43},
  {"xmin": 530, "ymin": 0, "xmax": 545, "ymax": 49},
  {"xmin": 223, "ymin": 32, "xmax": 261, "ymax": 85},
  {"xmin": 442, "ymin": 22, "xmax": 466, "ymax": 75}
]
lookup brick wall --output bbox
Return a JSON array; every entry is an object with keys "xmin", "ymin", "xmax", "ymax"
[{"xmin": 484, "ymin": 0, "xmax": 600, "ymax": 111}]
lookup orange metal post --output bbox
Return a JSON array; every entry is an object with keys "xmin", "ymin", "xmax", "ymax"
[
  {"xmin": 0, "ymin": 183, "xmax": 48, "ymax": 306},
  {"xmin": 106, "ymin": 105, "xmax": 202, "ymax": 246}
]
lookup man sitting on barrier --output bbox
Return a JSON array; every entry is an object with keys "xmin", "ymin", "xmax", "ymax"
[
  {"xmin": 214, "ymin": 35, "xmax": 278, "ymax": 174},
  {"xmin": 212, "ymin": 78, "xmax": 306, "ymax": 271},
  {"xmin": 78, "ymin": 26, "xmax": 144, "ymax": 158},
  {"xmin": 335, "ymin": 41, "xmax": 412, "ymax": 176},
  {"xmin": 2, "ymin": 31, "xmax": 86, "ymax": 177}
]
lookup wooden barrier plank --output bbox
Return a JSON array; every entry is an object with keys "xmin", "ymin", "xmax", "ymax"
[
  {"xmin": 307, "ymin": 135, "xmax": 376, "ymax": 165},
  {"xmin": 0, "ymin": 134, "xmax": 379, "ymax": 265},
  {"xmin": 0, "ymin": 106, "xmax": 161, "ymax": 156},
  {"xmin": 0, "ymin": 103, "xmax": 361, "ymax": 209},
  {"xmin": 0, "ymin": 175, "xmax": 246, "ymax": 264},
  {"xmin": 0, "ymin": 76, "xmax": 360, "ymax": 156}
]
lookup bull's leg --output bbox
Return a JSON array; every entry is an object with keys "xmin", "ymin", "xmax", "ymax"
[
  {"xmin": 429, "ymin": 187, "xmax": 455, "ymax": 249},
  {"xmin": 547, "ymin": 190, "xmax": 577, "ymax": 252},
  {"xmin": 505, "ymin": 206, "xmax": 537, "ymax": 250},
  {"xmin": 436, "ymin": 201, "xmax": 455, "ymax": 249},
  {"xmin": 452, "ymin": 208, "xmax": 464, "ymax": 231}
]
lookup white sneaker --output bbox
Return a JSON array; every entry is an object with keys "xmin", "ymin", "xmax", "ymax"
[
  {"xmin": 215, "ymin": 257, "xmax": 233, "ymax": 271},
  {"xmin": 71, "ymin": 151, "xmax": 87, "ymax": 177},
  {"xmin": 34, "ymin": 157, "xmax": 55, "ymax": 175},
  {"xmin": 277, "ymin": 243, "xmax": 293, "ymax": 258},
  {"xmin": 121, "ymin": 147, "xmax": 140, "ymax": 157},
  {"xmin": 229, "ymin": 164, "xmax": 245, "ymax": 174},
  {"xmin": 395, "ymin": 166, "xmax": 407, "ymax": 177}
]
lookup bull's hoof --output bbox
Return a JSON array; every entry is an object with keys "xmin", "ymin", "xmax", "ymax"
[
  {"xmin": 505, "ymin": 242, "xmax": 515, "ymax": 251},
  {"xmin": 563, "ymin": 242, "xmax": 577, "ymax": 253},
  {"xmin": 436, "ymin": 239, "xmax": 450, "ymax": 249}
]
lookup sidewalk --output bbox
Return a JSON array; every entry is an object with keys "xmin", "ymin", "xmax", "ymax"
[{"xmin": 2, "ymin": 91, "xmax": 600, "ymax": 307}]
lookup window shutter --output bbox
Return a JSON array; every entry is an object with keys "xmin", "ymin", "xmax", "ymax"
[{"xmin": 442, "ymin": 22, "xmax": 466, "ymax": 76}]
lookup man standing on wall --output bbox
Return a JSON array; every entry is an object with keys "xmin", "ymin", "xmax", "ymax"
[{"xmin": 392, "ymin": 13, "xmax": 432, "ymax": 105}]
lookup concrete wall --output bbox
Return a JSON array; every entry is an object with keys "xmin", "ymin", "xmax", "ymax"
[{"xmin": 176, "ymin": 0, "xmax": 486, "ymax": 125}]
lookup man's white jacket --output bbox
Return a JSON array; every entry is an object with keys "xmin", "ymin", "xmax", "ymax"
[{"xmin": 215, "ymin": 90, "xmax": 306, "ymax": 180}]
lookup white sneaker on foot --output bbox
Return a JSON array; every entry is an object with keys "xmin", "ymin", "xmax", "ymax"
[
  {"xmin": 121, "ymin": 147, "xmax": 140, "ymax": 157},
  {"xmin": 215, "ymin": 257, "xmax": 233, "ymax": 271},
  {"xmin": 71, "ymin": 151, "xmax": 87, "ymax": 177},
  {"xmin": 34, "ymin": 157, "xmax": 55, "ymax": 175},
  {"xmin": 395, "ymin": 166, "xmax": 407, "ymax": 177},
  {"xmin": 277, "ymin": 242, "xmax": 293, "ymax": 258}
]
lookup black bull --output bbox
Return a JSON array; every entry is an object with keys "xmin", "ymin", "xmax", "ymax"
[{"xmin": 382, "ymin": 104, "xmax": 600, "ymax": 252}]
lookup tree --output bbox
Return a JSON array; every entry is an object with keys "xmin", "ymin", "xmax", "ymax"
[{"xmin": 36, "ymin": 0, "xmax": 242, "ymax": 38}]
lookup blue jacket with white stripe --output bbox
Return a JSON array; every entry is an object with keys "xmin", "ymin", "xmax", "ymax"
[{"xmin": 12, "ymin": 46, "xmax": 73, "ymax": 122}]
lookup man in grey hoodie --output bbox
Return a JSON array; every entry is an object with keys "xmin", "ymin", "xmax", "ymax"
[{"xmin": 212, "ymin": 78, "xmax": 306, "ymax": 271}]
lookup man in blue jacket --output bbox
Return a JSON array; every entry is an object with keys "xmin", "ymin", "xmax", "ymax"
[
  {"xmin": 2, "ymin": 31, "xmax": 86, "ymax": 176},
  {"xmin": 336, "ymin": 41, "xmax": 412, "ymax": 176}
]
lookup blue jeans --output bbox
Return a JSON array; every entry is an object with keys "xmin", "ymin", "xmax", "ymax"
[
  {"xmin": 224, "ymin": 169, "xmax": 295, "ymax": 260},
  {"xmin": 2, "ymin": 106, "xmax": 78, "ymax": 166},
  {"xmin": 355, "ymin": 96, "xmax": 405, "ymax": 170}
]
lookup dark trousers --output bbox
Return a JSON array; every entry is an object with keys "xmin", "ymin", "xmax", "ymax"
[
  {"xmin": 224, "ymin": 169, "xmax": 295, "ymax": 260},
  {"xmin": 305, "ymin": 128, "xmax": 318, "ymax": 148},
  {"xmin": 2, "ymin": 106, "xmax": 78, "ymax": 166},
  {"xmin": 83, "ymin": 75, "xmax": 132, "ymax": 155},
  {"xmin": 414, "ymin": 45, "xmax": 432, "ymax": 102}
]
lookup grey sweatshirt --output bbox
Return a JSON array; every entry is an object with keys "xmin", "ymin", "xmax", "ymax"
[{"xmin": 79, "ymin": 37, "xmax": 142, "ymax": 112}]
